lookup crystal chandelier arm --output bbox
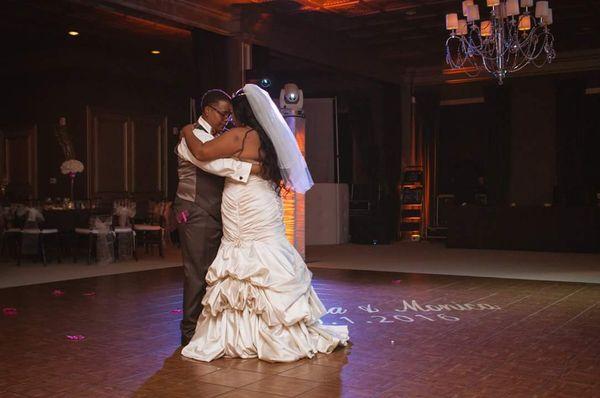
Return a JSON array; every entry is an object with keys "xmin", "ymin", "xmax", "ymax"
[
  {"xmin": 514, "ymin": 28, "xmax": 552, "ymax": 69},
  {"xmin": 445, "ymin": 35, "xmax": 483, "ymax": 76}
]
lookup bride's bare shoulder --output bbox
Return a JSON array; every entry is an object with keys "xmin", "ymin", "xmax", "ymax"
[
  {"xmin": 225, "ymin": 127, "xmax": 249, "ymax": 135},
  {"xmin": 223, "ymin": 127, "xmax": 256, "ymax": 140}
]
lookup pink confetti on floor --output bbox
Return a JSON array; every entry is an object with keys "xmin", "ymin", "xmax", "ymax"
[
  {"xmin": 66, "ymin": 335, "xmax": 86, "ymax": 341},
  {"xmin": 3, "ymin": 308, "xmax": 18, "ymax": 317},
  {"xmin": 392, "ymin": 280, "xmax": 402, "ymax": 284},
  {"xmin": 82, "ymin": 292, "xmax": 96, "ymax": 296},
  {"xmin": 52, "ymin": 289, "xmax": 65, "ymax": 297},
  {"xmin": 170, "ymin": 309, "xmax": 183, "ymax": 314}
]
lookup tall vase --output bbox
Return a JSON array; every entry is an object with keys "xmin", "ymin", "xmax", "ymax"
[{"xmin": 69, "ymin": 172, "xmax": 75, "ymax": 206}]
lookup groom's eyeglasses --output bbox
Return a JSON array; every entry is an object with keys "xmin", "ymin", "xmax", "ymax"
[{"xmin": 209, "ymin": 105, "xmax": 232, "ymax": 122}]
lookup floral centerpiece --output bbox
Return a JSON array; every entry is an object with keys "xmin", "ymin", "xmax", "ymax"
[
  {"xmin": 60, "ymin": 159, "xmax": 85, "ymax": 177},
  {"xmin": 61, "ymin": 159, "xmax": 84, "ymax": 206},
  {"xmin": 55, "ymin": 117, "xmax": 84, "ymax": 205}
]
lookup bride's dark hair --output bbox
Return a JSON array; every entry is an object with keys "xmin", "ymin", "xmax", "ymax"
[{"xmin": 231, "ymin": 91, "xmax": 284, "ymax": 192}]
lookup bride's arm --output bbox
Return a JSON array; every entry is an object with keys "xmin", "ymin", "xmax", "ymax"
[{"xmin": 182, "ymin": 125, "xmax": 242, "ymax": 161}]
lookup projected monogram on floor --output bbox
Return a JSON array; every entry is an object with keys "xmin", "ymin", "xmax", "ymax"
[{"xmin": 325, "ymin": 300, "xmax": 502, "ymax": 325}]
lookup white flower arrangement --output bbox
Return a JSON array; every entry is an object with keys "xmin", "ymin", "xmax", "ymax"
[{"xmin": 60, "ymin": 159, "xmax": 84, "ymax": 175}]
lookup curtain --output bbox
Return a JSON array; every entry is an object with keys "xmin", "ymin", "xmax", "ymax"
[
  {"xmin": 414, "ymin": 87, "xmax": 441, "ymax": 236},
  {"xmin": 484, "ymin": 84, "xmax": 511, "ymax": 205},
  {"xmin": 556, "ymin": 78, "xmax": 586, "ymax": 205}
]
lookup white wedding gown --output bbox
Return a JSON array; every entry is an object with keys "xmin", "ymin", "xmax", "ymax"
[{"xmin": 181, "ymin": 175, "xmax": 349, "ymax": 362}]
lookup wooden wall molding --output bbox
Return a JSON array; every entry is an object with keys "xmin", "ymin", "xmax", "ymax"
[
  {"xmin": 86, "ymin": 106, "xmax": 167, "ymax": 201},
  {"xmin": 1, "ymin": 125, "xmax": 38, "ymax": 199}
]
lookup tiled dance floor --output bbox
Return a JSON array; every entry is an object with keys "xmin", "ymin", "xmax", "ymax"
[{"xmin": 1, "ymin": 267, "xmax": 599, "ymax": 397}]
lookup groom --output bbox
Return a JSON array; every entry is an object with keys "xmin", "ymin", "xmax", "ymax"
[{"xmin": 174, "ymin": 89, "xmax": 257, "ymax": 346}]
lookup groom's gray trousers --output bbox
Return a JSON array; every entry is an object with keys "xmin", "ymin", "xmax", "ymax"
[{"xmin": 174, "ymin": 197, "xmax": 223, "ymax": 340}]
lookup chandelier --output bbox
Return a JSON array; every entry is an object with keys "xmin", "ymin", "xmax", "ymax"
[{"xmin": 445, "ymin": 0, "xmax": 556, "ymax": 84}]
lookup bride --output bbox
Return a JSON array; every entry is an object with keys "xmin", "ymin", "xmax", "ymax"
[{"xmin": 180, "ymin": 84, "xmax": 348, "ymax": 363}]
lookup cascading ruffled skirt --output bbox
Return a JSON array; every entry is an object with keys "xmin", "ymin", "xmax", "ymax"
[{"xmin": 181, "ymin": 176, "xmax": 348, "ymax": 363}]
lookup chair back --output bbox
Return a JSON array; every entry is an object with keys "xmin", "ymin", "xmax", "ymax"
[
  {"xmin": 0, "ymin": 207, "xmax": 6, "ymax": 231},
  {"xmin": 90, "ymin": 214, "xmax": 113, "ymax": 229},
  {"xmin": 113, "ymin": 199, "xmax": 136, "ymax": 227},
  {"xmin": 11, "ymin": 205, "xmax": 28, "ymax": 229}
]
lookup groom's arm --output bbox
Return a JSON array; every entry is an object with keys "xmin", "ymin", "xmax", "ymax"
[{"xmin": 177, "ymin": 133, "xmax": 252, "ymax": 183}]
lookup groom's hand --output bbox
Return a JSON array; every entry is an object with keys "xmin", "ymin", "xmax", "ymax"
[{"xmin": 250, "ymin": 164, "xmax": 262, "ymax": 175}]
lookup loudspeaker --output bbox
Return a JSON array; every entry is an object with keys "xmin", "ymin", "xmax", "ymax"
[
  {"xmin": 347, "ymin": 183, "xmax": 396, "ymax": 244},
  {"xmin": 349, "ymin": 213, "xmax": 393, "ymax": 245},
  {"xmin": 436, "ymin": 194, "xmax": 455, "ymax": 227}
]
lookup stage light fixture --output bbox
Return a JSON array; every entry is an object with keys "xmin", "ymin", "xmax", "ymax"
[
  {"xmin": 68, "ymin": 31, "xmax": 79, "ymax": 36},
  {"xmin": 279, "ymin": 83, "xmax": 303, "ymax": 111},
  {"xmin": 150, "ymin": 50, "xmax": 161, "ymax": 55},
  {"xmin": 259, "ymin": 77, "xmax": 272, "ymax": 88}
]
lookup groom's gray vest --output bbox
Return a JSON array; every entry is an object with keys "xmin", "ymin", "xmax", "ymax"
[{"xmin": 176, "ymin": 124, "xmax": 224, "ymax": 219}]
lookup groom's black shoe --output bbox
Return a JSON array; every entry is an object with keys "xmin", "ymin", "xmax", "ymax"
[{"xmin": 181, "ymin": 335, "xmax": 191, "ymax": 346}]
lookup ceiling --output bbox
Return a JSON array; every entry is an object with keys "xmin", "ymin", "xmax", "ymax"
[
  {"xmin": 3, "ymin": 0, "xmax": 600, "ymax": 84},
  {"xmin": 0, "ymin": 0, "xmax": 194, "ymax": 83},
  {"xmin": 222, "ymin": 0, "xmax": 600, "ymax": 67},
  {"xmin": 1, "ymin": 0, "xmax": 191, "ymax": 59}
]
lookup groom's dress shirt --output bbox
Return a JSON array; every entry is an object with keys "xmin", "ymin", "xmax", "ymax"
[{"xmin": 177, "ymin": 117, "xmax": 251, "ymax": 183}]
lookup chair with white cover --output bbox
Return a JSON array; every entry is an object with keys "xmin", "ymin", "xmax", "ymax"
[
  {"xmin": 0, "ymin": 205, "xmax": 24, "ymax": 261},
  {"xmin": 74, "ymin": 214, "xmax": 115, "ymax": 264},
  {"xmin": 113, "ymin": 199, "xmax": 137, "ymax": 261},
  {"xmin": 133, "ymin": 200, "xmax": 165, "ymax": 257},
  {"xmin": 17, "ymin": 208, "xmax": 60, "ymax": 266}
]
